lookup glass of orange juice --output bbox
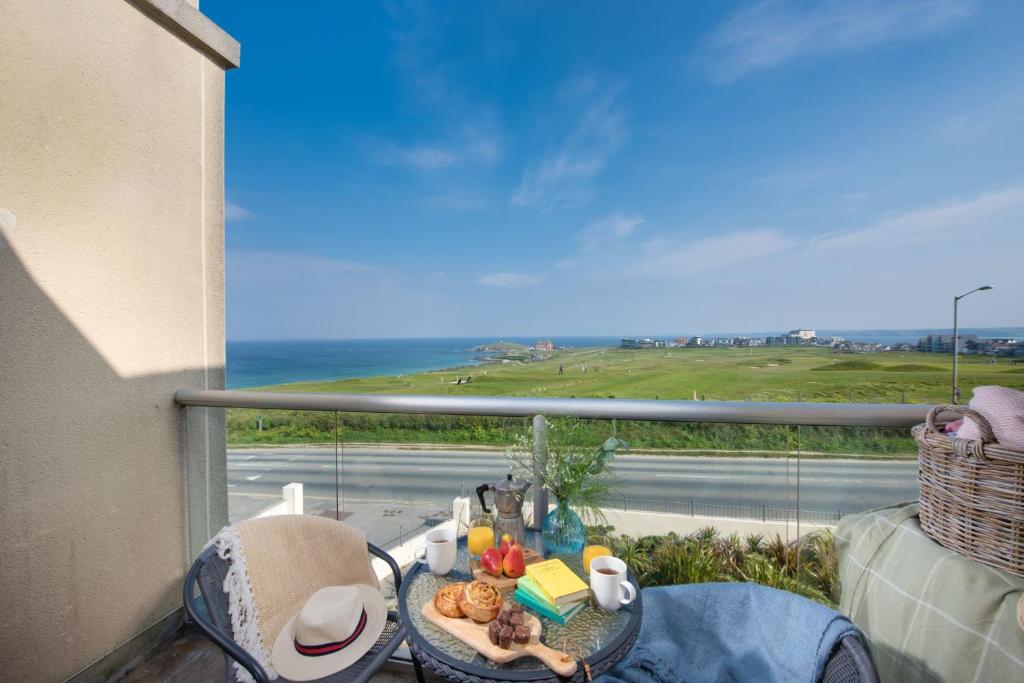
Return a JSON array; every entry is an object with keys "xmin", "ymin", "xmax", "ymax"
[
  {"xmin": 467, "ymin": 516, "xmax": 495, "ymax": 558},
  {"xmin": 583, "ymin": 543, "xmax": 613, "ymax": 572}
]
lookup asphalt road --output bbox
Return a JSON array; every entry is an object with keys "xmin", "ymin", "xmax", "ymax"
[{"xmin": 227, "ymin": 447, "xmax": 919, "ymax": 518}]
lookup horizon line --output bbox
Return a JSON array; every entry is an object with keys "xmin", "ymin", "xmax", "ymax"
[{"xmin": 227, "ymin": 325, "xmax": 1024, "ymax": 343}]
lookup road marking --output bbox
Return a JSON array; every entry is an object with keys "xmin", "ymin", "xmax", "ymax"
[
  {"xmin": 417, "ymin": 467, "xmax": 489, "ymax": 472},
  {"xmin": 652, "ymin": 473, "xmax": 903, "ymax": 486},
  {"xmin": 245, "ymin": 475, "xmax": 261, "ymax": 481},
  {"xmin": 655, "ymin": 473, "xmax": 738, "ymax": 480}
]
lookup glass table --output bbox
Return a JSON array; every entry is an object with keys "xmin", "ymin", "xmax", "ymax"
[{"xmin": 398, "ymin": 530, "xmax": 642, "ymax": 682}]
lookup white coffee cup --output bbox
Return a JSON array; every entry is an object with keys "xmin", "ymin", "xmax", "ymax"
[
  {"xmin": 589, "ymin": 556, "xmax": 636, "ymax": 611},
  {"xmin": 414, "ymin": 527, "xmax": 456, "ymax": 575}
]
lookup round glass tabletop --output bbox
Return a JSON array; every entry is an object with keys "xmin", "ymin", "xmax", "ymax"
[{"xmin": 398, "ymin": 530, "xmax": 642, "ymax": 681}]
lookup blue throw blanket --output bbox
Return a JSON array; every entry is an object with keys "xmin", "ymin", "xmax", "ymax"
[{"xmin": 601, "ymin": 583, "xmax": 862, "ymax": 683}]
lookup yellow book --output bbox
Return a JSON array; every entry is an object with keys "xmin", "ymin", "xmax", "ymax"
[{"xmin": 524, "ymin": 559, "xmax": 590, "ymax": 605}]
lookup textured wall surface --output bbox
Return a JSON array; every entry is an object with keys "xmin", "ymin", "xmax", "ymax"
[{"xmin": 0, "ymin": 1, "xmax": 231, "ymax": 679}]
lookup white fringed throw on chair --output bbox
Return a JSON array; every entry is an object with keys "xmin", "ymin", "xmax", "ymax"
[{"xmin": 206, "ymin": 515, "xmax": 380, "ymax": 682}]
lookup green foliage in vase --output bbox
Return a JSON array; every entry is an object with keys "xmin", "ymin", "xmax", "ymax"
[{"xmin": 505, "ymin": 418, "xmax": 626, "ymax": 524}]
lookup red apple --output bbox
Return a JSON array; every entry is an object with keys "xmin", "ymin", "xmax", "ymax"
[
  {"xmin": 502, "ymin": 542, "xmax": 526, "ymax": 578},
  {"xmin": 481, "ymin": 547, "xmax": 503, "ymax": 577},
  {"xmin": 499, "ymin": 533, "xmax": 513, "ymax": 557}
]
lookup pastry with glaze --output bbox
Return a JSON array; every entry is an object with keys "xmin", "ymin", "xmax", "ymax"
[
  {"xmin": 457, "ymin": 580, "xmax": 503, "ymax": 623},
  {"xmin": 433, "ymin": 582, "xmax": 467, "ymax": 619}
]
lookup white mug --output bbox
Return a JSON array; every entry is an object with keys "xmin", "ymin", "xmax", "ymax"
[
  {"xmin": 414, "ymin": 527, "xmax": 456, "ymax": 575},
  {"xmin": 589, "ymin": 556, "xmax": 636, "ymax": 611}
]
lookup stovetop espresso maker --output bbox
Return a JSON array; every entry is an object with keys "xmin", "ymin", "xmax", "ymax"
[{"xmin": 476, "ymin": 474, "xmax": 531, "ymax": 545}]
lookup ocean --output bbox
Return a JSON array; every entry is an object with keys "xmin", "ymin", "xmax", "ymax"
[
  {"xmin": 226, "ymin": 328, "xmax": 1023, "ymax": 389},
  {"xmin": 226, "ymin": 337, "xmax": 618, "ymax": 388}
]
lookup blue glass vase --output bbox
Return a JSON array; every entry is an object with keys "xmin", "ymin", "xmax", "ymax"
[{"xmin": 542, "ymin": 501, "xmax": 586, "ymax": 554}]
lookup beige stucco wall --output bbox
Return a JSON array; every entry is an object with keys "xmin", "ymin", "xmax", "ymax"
[{"xmin": 0, "ymin": 1, "xmax": 236, "ymax": 679}]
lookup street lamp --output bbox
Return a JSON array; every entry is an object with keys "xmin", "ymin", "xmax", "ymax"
[{"xmin": 952, "ymin": 285, "xmax": 993, "ymax": 403}]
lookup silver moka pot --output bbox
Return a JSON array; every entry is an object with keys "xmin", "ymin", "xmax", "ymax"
[{"xmin": 476, "ymin": 474, "xmax": 531, "ymax": 546}]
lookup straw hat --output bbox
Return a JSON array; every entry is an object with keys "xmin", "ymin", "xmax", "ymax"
[{"xmin": 272, "ymin": 585, "xmax": 387, "ymax": 681}]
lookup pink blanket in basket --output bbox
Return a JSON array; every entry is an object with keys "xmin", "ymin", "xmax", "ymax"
[{"xmin": 958, "ymin": 385, "xmax": 1024, "ymax": 448}]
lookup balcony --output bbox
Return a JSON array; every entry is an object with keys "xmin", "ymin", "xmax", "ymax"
[
  {"xmin": 177, "ymin": 390, "xmax": 925, "ymax": 550},
  {"xmin": 140, "ymin": 390, "xmax": 928, "ymax": 680}
]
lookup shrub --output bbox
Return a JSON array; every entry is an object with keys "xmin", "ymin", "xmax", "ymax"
[
  {"xmin": 602, "ymin": 525, "xmax": 840, "ymax": 607},
  {"xmin": 883, "ymin": 364, "xmax": 943, "ymax": 372},
  {"xmin": 811, "ymin": 360, "xmax": 881, "ymax": 371}
]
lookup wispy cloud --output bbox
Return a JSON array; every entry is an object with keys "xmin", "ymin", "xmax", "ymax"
[
  {"xmin": 478, "ymin": 272, "xmax": 542, "ymax": 288},
  {"xmin": 565, "ymin": 182, "xmax": 1024, "ymax": 287},
  {"xmin": 627, "ymin": 229, "xmax": 795, "ymax": 279},
  {"xmin": 704, "ymin": 0, "xmax": 974, "ymax": 82},
  {"xmin": 512, "ymin": 76, "xmax": 628, "ymax": 209},
  {"xmin": 382, "ymin": 2, "xmax": 504, "ymax": 168},
  {"xmin": 225, "ymin": 200, "xmax": 254, "ymax": 222},
  {"xmin": 371, "ymin": 142, "xmax": 459, "ymax": 170},
  {"xmin": 578, "ymin": 212, "xmax": 644, "ymax": 252},
  {"xmin": 366, "ymin": 129, "xmax": 502, "ymax": 171},
  {"xmin": 810, "ymin": 182, "xmax": 1024, "ymax": 250}
]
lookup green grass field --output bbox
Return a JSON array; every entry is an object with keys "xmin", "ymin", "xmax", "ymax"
[
  {"xmin": 250, "ymin": 346, "xmax": 1020, "ymax": 403},
  {"xmin": 226, "ymin": 347, "xmax": 1024, "ymax": 455}
]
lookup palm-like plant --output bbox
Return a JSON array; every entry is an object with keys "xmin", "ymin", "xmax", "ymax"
[
  {"xmin": 744, "ymin": 533, "xmax": 765, "ymax": 553},
  {"xmin": 592, "ymin": 524, "xmax": 840, "ymax": 607}
]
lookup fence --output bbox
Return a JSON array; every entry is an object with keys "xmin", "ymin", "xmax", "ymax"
[
  {"xmin": 610, "ymin": 496, "xmax": 845, "ymax": 526},
  {"xmin": 369, "ymin": 500, "xmax": 454, "ymax": 549}
]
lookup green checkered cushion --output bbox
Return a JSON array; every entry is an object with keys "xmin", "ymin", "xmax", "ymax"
[{"xmin": 837, "ymin": 502, "xmax": 1024, "ymax": 682}]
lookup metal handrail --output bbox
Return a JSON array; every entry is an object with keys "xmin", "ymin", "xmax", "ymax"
[{"xmin": 173, "ymin": 389, "xmax": 931, "ymax": 427}]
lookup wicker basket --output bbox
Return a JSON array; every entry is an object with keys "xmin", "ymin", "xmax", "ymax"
[{"xmin": 914, "ymin": 405, "xmax": 1024, "ymax": 576}]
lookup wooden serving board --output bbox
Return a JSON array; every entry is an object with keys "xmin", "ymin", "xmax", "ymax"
[
  {"xmin": 421, "ymin": 601, "xmax": 577, "ymax": 677},
  {"xmin": 469, "ymin": 547, "xmax": 542, "ymax": 590}
]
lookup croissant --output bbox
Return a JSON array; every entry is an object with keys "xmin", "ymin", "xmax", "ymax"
[
  {"xmin": 433, "ymin": 582, "xmax": 466, "ymax": 618},
  {"xmin": 458, "ymin": 580, "xmax": 503, "ymax": 623}
]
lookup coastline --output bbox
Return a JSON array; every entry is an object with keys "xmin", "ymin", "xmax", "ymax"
[
  {"xmin": 227, "ymin": 329, "xmax": 1023, "ymax": 390},
  {"xmin": 236, "ymin": 354, "xmax": 592, "ymax": 391}
]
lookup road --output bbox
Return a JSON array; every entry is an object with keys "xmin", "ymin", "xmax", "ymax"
[{"xmin": 227, "ymin": 447, "xmax": 919, "ymax": 519}]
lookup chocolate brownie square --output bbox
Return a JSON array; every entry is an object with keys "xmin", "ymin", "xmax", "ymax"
[{"xmin": 487, "ymin": 620, "xmax": 501, "ymax": 645}]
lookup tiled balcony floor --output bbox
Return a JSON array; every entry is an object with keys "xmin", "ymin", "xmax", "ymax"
[{"xmin": 119, "ymin": 625, "xmax": 438, "ymax": 682}]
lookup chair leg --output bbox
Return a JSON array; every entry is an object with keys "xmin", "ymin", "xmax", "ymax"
[{"xmin": 411, "ymin": 651, "xmax": 427, "ymax": 683}]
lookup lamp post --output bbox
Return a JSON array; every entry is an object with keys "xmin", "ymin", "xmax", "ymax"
[{"xmin": 952, "ymin": 285, "xmax": 993, "ymax": 403}]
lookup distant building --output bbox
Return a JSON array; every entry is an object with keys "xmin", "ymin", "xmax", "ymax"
[
  {"xmin": 815, "ymin": 335, "xmax": 845, "ymax": 346},
  {"xmin": 621, "ymin": 338, "xmax": 666, "ymax": 349},
  {"xmin": 672, "ymin": 337, "xmax": 689, "ymax": 347},
  {"xmin": 689, "ymin": 336, "xmax": 704, "ymax": 347},
  {"xmin": 918, "ymin": 334, "xmax": 977, "ymax": 353},
  {"xmin": 788, "ymin": 329, "xmax": 816, "ymax": 340},
  {"xmin": 534, "ymin": 339, "xmax": 554, "ymax": 352}
]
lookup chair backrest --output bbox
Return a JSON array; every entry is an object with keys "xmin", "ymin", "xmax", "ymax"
[
  {"xmin": 194, "ymin": 546, "xmax": 235, "ymax": 638},
  {"xmin": 820, "ymin": 635, "xmax": 880, "ymax": 683}
]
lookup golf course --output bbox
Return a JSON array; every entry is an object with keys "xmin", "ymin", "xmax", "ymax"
[{"xmin": 225, "ymin": 346, "xmax": 1024, "ymax": 457}]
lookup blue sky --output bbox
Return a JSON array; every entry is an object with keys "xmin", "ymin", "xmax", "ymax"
[{"xmin": 203, "ymin": 0, "xmax": 1023, "ymax": 340}]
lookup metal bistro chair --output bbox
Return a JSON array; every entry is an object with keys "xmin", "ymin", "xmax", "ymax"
[
  {"xmin": 184, "ymin": 543, "xmax": 426, "ymax": 683},
  {"xmin": 820, "ymin": 634, "xmax": 879, "ymax": 683}
]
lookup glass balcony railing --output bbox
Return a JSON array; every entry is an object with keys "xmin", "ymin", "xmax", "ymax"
[{"xmin": 179, "ymin": 390, "xmax": 926, "ymax": 606}]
